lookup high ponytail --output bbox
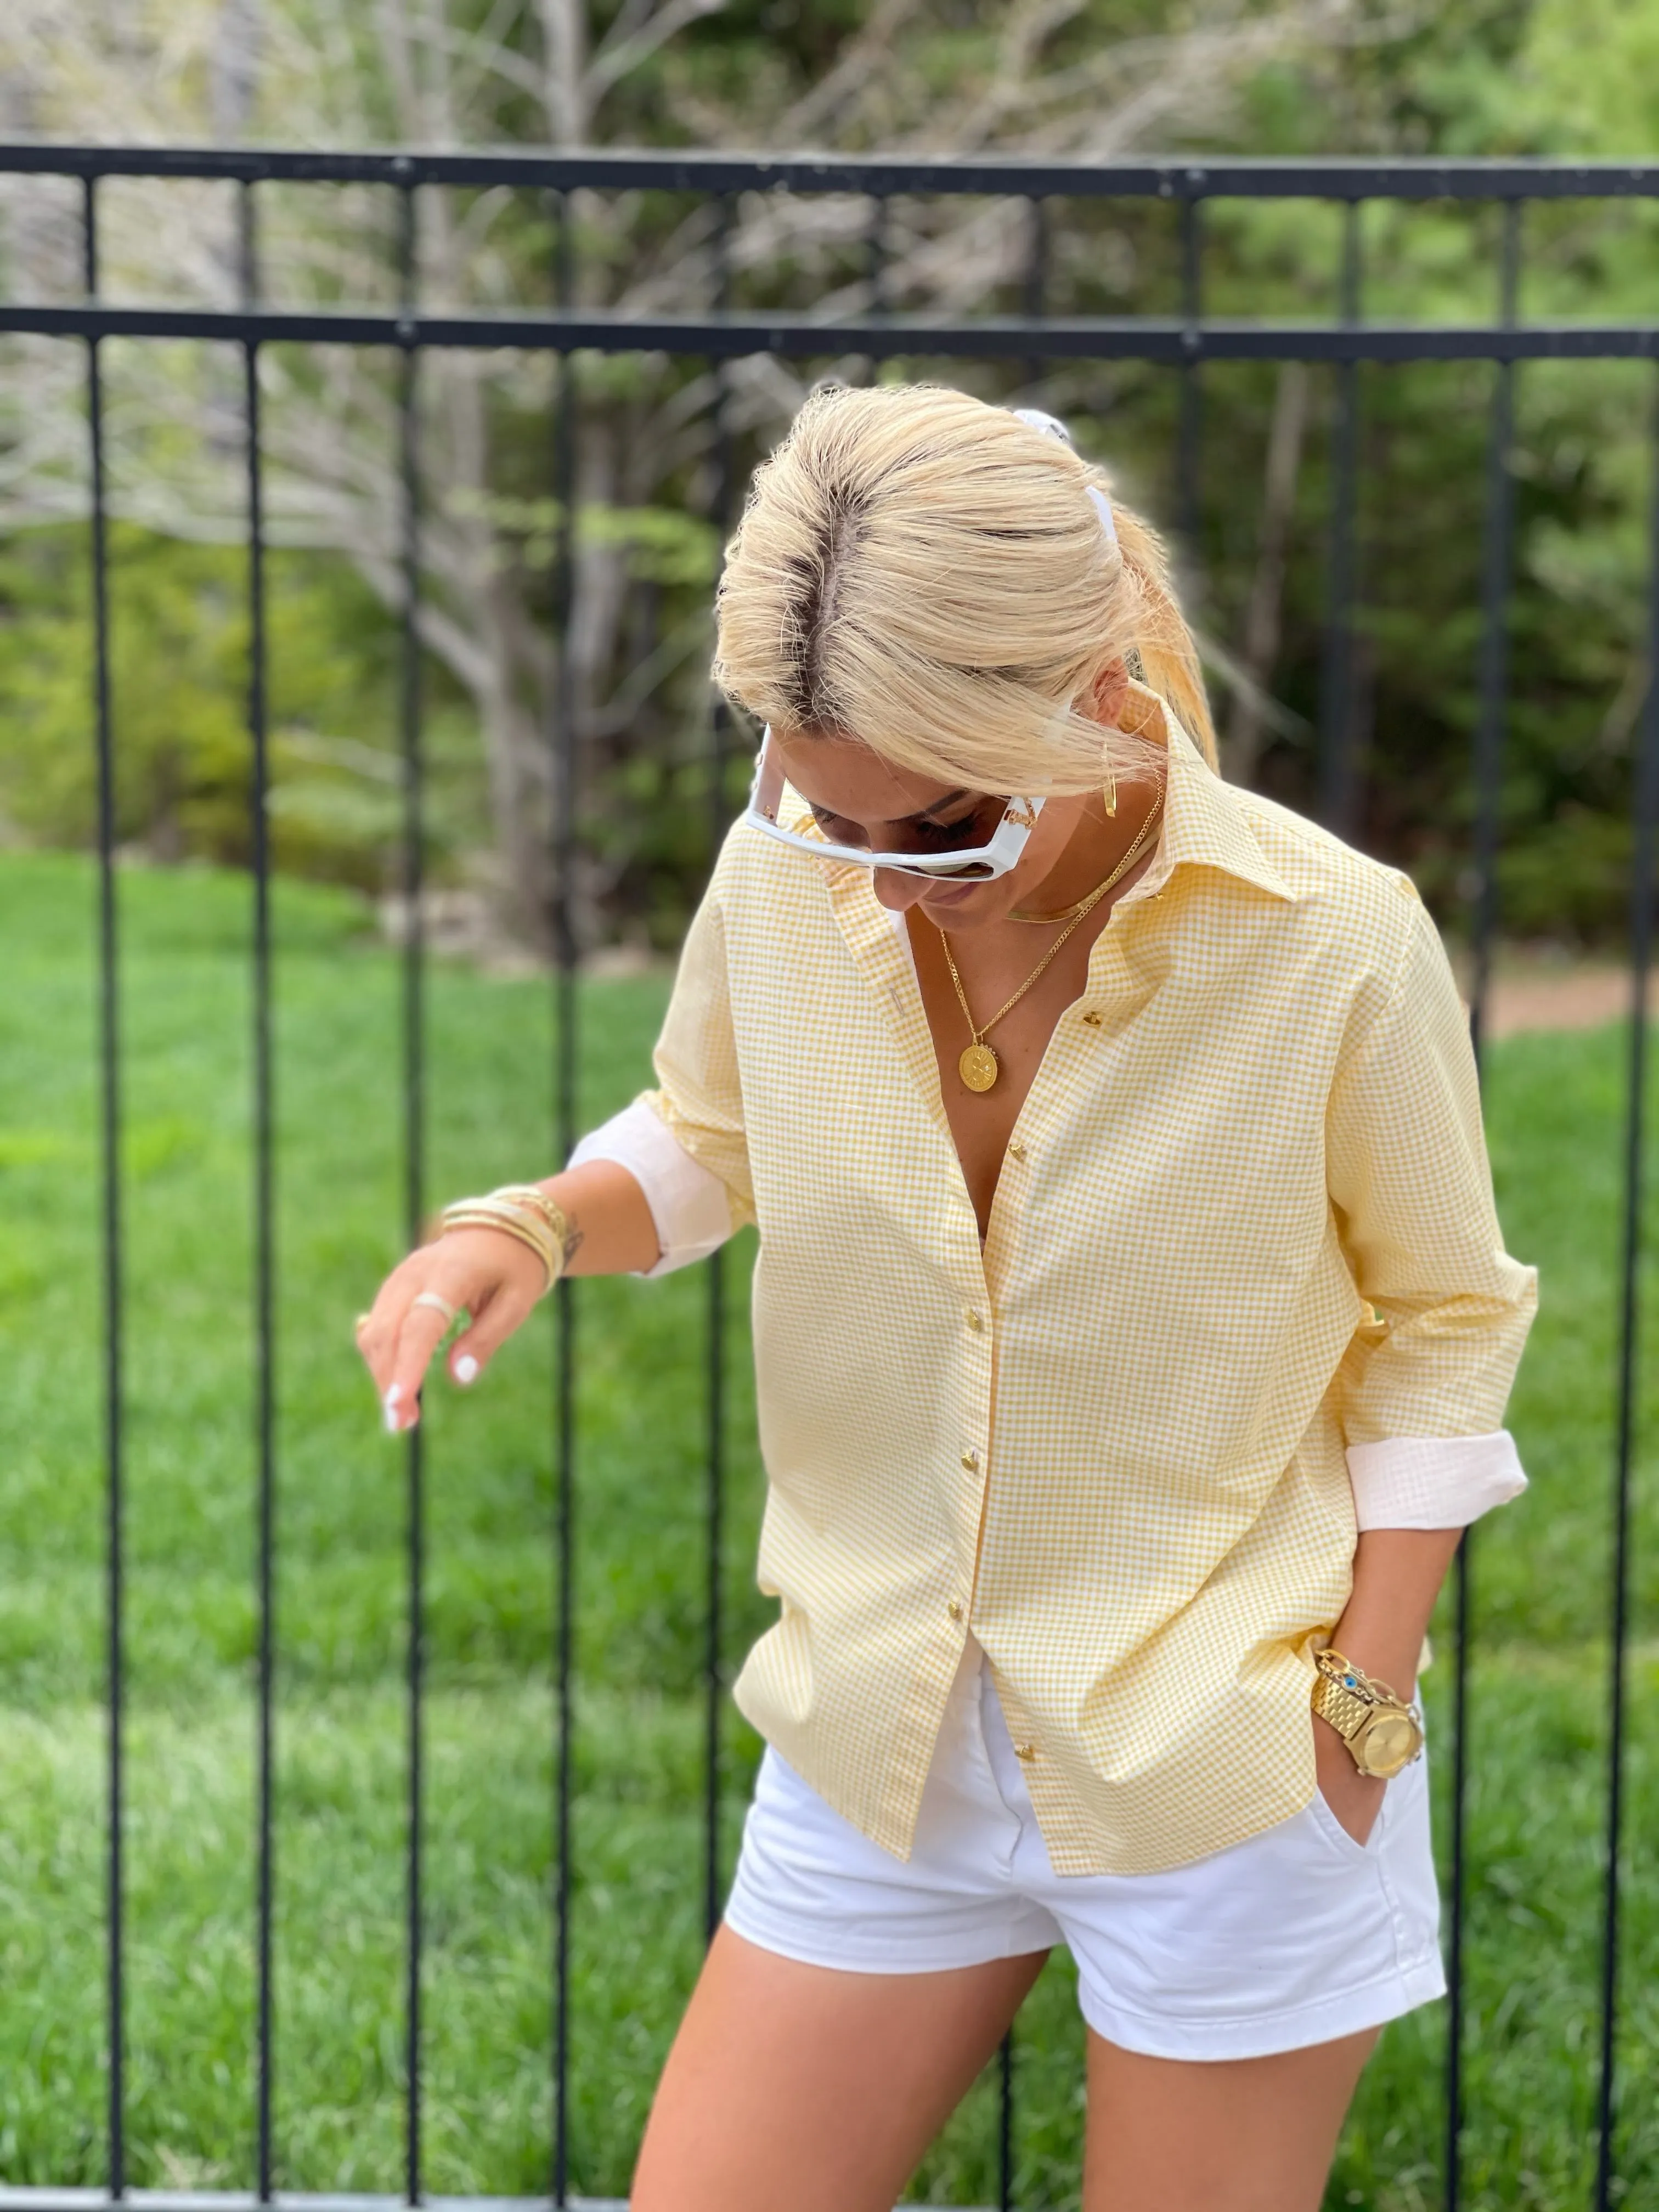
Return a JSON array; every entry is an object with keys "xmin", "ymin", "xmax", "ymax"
[{"xmin": 1104, "ymin": 500, "xmax": 1217, "ymax": 769}]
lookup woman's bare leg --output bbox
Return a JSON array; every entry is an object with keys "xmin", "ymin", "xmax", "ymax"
[
  {"xmin": 632, "ymin": 1925, "xmax": 1048, "ymax": 2212},
  {"xmin": 1082, "ymin": 2024, "xmax": 1380, "ymax": 2212}
]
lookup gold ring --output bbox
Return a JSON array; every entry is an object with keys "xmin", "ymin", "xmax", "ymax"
[{"xmin": 412, "ymin": 1290, "xmax": 460, "ymax": 1328}]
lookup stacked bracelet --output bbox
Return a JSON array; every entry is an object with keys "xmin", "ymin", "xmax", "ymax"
[
  {"xmin": 439, "ymin": 1183, "xmax": 570, "ymax": 1295},
  {"xmin": 1311, "ymin": 1646, "xmax": 1425, "ymax": 1779}
]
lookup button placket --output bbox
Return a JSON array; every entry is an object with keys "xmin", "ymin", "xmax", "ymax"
[{"xmin": 952, "ymin": 1278, "xmax": 993, "ymax": 1639}]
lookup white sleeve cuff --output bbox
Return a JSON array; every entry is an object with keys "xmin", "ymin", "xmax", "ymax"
[
  {"xmin": 568, "ymin": 1097, "xmax": 733, "ymax": 1278},
  {"xmin": 1346, "ymin": 1432, "xmax": 1529, "ymax": 1531}
]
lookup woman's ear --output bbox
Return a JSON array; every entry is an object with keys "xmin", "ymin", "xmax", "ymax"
[{"xmin": 1082, "ymin": 657, "xmax": 1130, "ymax": 727}]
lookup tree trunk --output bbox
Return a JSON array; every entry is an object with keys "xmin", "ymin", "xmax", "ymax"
[{"xmin": 1224, "ymin": 361, "xmax": 1309, "ymax": 788}]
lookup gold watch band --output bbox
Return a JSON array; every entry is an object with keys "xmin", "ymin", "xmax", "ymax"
[
  {"xmin": 1311, "ymin": 1667, "xmax": 1374, "ymax": 1742},
  {"xmin": 1311, "ymin": 1647, "xmax": 1425, "ymax": 1779}
]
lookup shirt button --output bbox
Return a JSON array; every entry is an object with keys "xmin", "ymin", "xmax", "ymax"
[
  {"xmin": 1013, "ymin": 1742, "xmax": 1037, "ymax": 1763},
  {"xmin": 965, "ymin": 1308, "xmax": 985, "ymax": 1333},
  {"xmin": 947, "ymin": 1600, "xmax": 964, "ymax": 1622},
  {"xmin": 961, "ymin": 1449, "xmax": 980, "ymax": 1472},
  {"xmin": 1081, "ymin": 1010, "xmax": 1102, "ymax": 1026},
  {"xmin": 1008, "ymin": 1139, "xmax": 1027, "ymax": 1160}
]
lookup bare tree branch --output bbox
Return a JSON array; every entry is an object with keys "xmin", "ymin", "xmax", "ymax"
[{"xmin": 586, "ymin": 0, "xmax": 729, "ymax": 98}]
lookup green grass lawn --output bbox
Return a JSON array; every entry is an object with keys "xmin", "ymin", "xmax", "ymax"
[{"xmin": 1, "ymin": 847, "xmax": 1657, "ymax": 2210}]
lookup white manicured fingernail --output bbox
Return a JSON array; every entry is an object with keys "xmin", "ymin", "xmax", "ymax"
[
  {"xmin": 383, "ymin": 1389, "xmax": 403, "ymax": 1432},
  {"xmin": 454, "ymin": 1354, "xmax": 479, "ymax": 1385}
]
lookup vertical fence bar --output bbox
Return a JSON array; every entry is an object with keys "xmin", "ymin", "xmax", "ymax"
[
  {"xmin": 703, "ymin": 194, "xmax": 735, "ymax": 1950},
  {"xmin": 1005, "ymin": 202, "xmax": 1037, "ymax": 2205},
  {"xmin": 1001, "ymin": 70, "xmax": 1024, "ymax": 2105},
  {"xmin": 867, "ymin": 191, "xmax": 887, "ymax": 313},
  {"xmin": 393, "ymin": 172, "xmax": 426, "ymax": 2210},
  {"xmin": 997, "ymin": 2034, "xmax": 1014, "ymax": 2212},
  {"xmin": 860, "ymin": 190, "xmax": 888, "ymax": 387},
  {"xmin": 1594, "ymin": 355, "xmax": 1659, "ymax": 2212},
  {"xmin": 83, "ymin": 166, "xmax": 126, "ymax": 2209},
  {"xmin": 1001, "ymin": 201, "xmax": 1054, "ymax": 2196},
  {"xmin": 239, "ymin": 174, "xmax": 279, "ymax": 2207},
  {"xmin": 1465, "ymin": 202, "xmax": 1524, "ymax": 1066},
  {"xmin": 1318, "ymin": 200, "xmax": 1364, "ymax": 839},
  {"xmin": 1176, "ymin": 187, "xmax": 1204, "ymax": 551},
  {"xmin": 550, "ymin": 184, "xmax": 578, "ymax": 2210},
  {"xmin": 1021, "ymin": 195, "xmax": 1047, "ymax": 398},
  {"xmin": 1444, "ymin": 196, "xmax": 1522, "ymax": 2212}
]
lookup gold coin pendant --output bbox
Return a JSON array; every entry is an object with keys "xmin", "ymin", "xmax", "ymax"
[{"xmin": 958, "ymin": 1043, "xmax": 1000, "ymax": 1093}]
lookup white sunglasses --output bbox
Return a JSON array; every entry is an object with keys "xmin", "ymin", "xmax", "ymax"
[{"xmin": 744, "ymin": 727, "xmax": 1047, "ymax": 882}]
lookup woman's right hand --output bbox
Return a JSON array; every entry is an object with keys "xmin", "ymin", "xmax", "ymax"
[{"xmin": 355, "ymin": 1225, "xmax": 548, "ymax": 1434}]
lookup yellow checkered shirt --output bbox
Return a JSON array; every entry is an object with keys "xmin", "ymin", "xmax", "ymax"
[{"xmin": 641, "ymin": 715, "xmax": 1538, "ymax": 1876}]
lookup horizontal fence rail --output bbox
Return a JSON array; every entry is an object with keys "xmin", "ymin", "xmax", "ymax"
[
  {"xmin": 0, "ymin": 144, "xmax": 1651, "ymax": 2212},
  {"xmin": 13, "ymin": 303, "xmax": 1659, "ymax": 359},
  {"xmin": 5, "ymin": 144, "xmax": 1659, "ymax": 194}
]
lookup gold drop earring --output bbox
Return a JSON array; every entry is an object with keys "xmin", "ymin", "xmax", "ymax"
[{"xmin": 1103, "ymin": 737, "xmax": 1118, "ymax": 819}]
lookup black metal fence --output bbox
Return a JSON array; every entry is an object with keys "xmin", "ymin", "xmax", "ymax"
[{"xmin": 1, "ymin": 145, "xmax": 1656, "ymax": 2212}]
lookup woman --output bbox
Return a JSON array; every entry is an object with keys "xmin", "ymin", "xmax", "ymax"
[{"xmin": 357, "ymin": 385, "xmax": 1537, "ymax": 2212}]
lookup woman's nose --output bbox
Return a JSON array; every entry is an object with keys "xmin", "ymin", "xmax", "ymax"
[{"xmin": 872, "ymin": 867, "xmax": 932, "ymax": 912}]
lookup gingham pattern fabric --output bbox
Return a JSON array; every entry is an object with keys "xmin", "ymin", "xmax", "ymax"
[{"xmin": 638, "ymin": 713, "xmax": 1538, "ymax": 1876}]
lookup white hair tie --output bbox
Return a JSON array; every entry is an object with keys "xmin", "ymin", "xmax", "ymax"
[
  {"xmin": 1087, "ymin": 483, "xmax": 1120, "ymax": 549},
  {"xmin": 1010, "ymin": 405, "xmax": 1074, "ymax": 446},
  {"xmin": 1006, "ymin": 407, "xmax": 1119, "ymax": 549}
]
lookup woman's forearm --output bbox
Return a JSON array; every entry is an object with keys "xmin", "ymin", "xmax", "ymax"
[
  {"xmin": 1330, "ymin": 1526, "xmax": 1464, "ymax": 1699},
  {"xmin": 535, "ymin": 1158, "xmax": 663, "ymax": 1278}
]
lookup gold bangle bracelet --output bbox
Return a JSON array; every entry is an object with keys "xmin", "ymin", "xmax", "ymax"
[
  {"xmin": 441, "ymin": 1198, "xmax": 560, "ymax": 1294},
  {"xmin": 439, "ymin": 1185, "xmax": 571, "ymax": 1296},
  {"xmin": 443, "ymin": 1210, "xmax": 557, "ymax": 1284},
  {"xmin": 500, "ymin": 1186, "xmax": 570, "ymax": 1252},
  {"xmin": 484, "ymin": 1185, "xmax": 570, "ymax": 1271}
]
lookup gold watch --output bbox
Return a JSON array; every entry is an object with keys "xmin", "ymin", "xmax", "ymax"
[{"xmin": 1311, "ymin": 1647, "xmax": 1425, "ymax": 1779}]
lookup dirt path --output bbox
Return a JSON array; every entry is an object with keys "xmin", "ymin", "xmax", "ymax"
[{"xmin": 1458, "ymin": 959, "xmax": 1638, "ymax": 1040}]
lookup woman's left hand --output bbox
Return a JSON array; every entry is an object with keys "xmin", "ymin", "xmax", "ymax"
[
  {"xmin": 1318, "ymin": 1526, "xmax": 1459, "ymax": 1847},
  {"xmin": 1312, "ymin": 1711, "xmax": 1387, "ymax": 1848}
]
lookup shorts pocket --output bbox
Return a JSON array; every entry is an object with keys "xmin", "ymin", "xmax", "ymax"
[{"xmin": 1306, "ymin": 1776, "xmax": 1386, "ymax": 1864}]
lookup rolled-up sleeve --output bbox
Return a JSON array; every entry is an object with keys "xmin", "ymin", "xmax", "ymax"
[
  {"xmin": 1325, "ymin": 891, "xmax": 1538, "ymax": 1528},
  {"xmin": 568, "ymin": 1098, "xmax": 733, "ymax": 1276},
  {"xmin": 635, "ymin": 860, "xmax": 755, "ymax": 1232}
]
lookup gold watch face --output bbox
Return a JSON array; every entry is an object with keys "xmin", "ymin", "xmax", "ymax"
[{"xmin": 1357, "ymin": 1710, "xmax": 1421, "ymax": 1778}]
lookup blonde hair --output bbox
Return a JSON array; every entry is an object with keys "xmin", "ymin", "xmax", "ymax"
[{"xmin": 712, "ymin": 382, "xmax": 1217, "ymax": 799}]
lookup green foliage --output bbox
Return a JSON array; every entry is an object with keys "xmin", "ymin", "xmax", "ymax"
[
  {"xmin": 0, "ymin": 528, "xmax": 483, "ymax": 890},
  {"xmin": 2, "ymin": 850, "xmax": 1659, "ymax": 2204},
  {"xmin": 4, "ymin": 3, "xmax": 1659, "ymax": 947},
  {"xmin": 445, "ymin": 490, "xmax": 721, "ymax": 587}
]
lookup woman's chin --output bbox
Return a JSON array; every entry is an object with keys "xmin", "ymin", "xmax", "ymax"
[{"xmin": 916, "ymin": 879, "xmax": 1005, "ymax": 923}]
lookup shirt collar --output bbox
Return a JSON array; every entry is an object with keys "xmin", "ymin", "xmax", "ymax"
[
  {"xmin": 1128, "ymin": 708, "xmax": 1300, "ymax": 907},
  {"xmin": 771, "ymin": 704, "xmax": 1299, "ymax": 906}
]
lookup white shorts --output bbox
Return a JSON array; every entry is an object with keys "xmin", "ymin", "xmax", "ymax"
[{"xmin": 725, "ymin": 1641, "xmax": 1446, "ymax": 2062}]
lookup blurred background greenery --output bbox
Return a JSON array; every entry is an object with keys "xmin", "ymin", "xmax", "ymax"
[{"xmin": 4, "ymin": 0, "xmax": 1659, "ymax": 954}]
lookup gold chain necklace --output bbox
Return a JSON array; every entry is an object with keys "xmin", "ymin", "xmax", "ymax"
[
  {"xmin": 938, "ymin": 792, "xmax": 1165, "ymax": 1095},
  {"xmin": 1008, "ymin": 771, "xmax": 1166, "ymax": 923}
]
